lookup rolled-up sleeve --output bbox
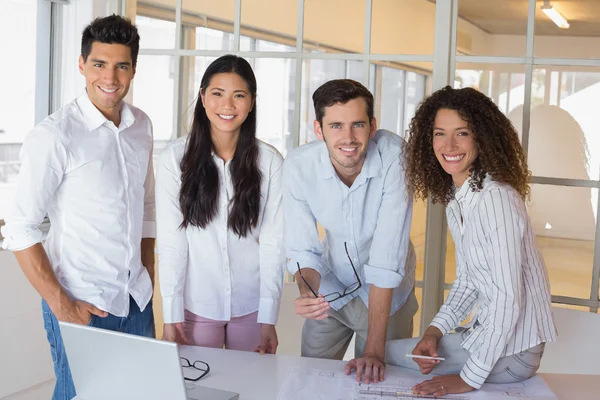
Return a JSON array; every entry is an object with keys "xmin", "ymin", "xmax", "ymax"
[
  {"xmin": 142, "ymin": 121, "xmax": 156, "ymax": 238},
  {"xmin": 1, "ymin": 125, "xmax": 67, "ymax": 251},
  {"xmin": 364, "ymin": 152, "xmax": 413, "ymax": 288},
  {"xmin": 156, "ymin": 146, "xmax": 188, "ymax": 324},
  {"xmin": 257, "ymin": 152, "xmax": 285, "ymax": 325},
  {"xmin": 283, "ymin": 156, "xmax": 326, "ymax": 277}
]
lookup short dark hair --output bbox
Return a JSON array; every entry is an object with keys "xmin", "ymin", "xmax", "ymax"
[
  {"xmin": 81, "ymin": 14, "xmax": 140, "ymax": 68},
  {"xmin": 312, "ymin": 79, "xmax": 374, "ymax": 126}
]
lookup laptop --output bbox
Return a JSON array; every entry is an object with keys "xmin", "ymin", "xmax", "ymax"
[{"xmin": 59, "ymin": 321, "xmax": 239, "ymax": 400}]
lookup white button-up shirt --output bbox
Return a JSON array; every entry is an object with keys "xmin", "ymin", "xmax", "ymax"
[
  {"xmin": 430, "ymin": 176, "xmax": 557, "ymax": 389},
  {"xmin": 283, "ymin": 130, "xmax": 416, "ymax": 314},
  {"xmin": 1, "ymin": 93, "xmax": 156, "ymax": 317},
  {"xmin": 157, "ymin": 137, "xmax": 285, "ymax": 325}
]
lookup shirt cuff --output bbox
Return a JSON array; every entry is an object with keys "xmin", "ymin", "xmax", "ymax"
[
  {"xmin": 142, "ymin": 221, "xmax": 156, "ymax": 238},
  {"xmin": 430, "ymin": 314, "xmax": 456, "ymax": 336},
  {"xmin": 363, "ymin": 263, "xmax": 403, "ymax": 288},
  {"xmin": 287, "ymin": 252, "xmax": 326, "ymax": 276},
  {"xmin": 162, "ymin": 295, "xmax": 184, "ymax": 324},
  {"xmin": 0, "ymin": 227, "xmax": 43, "ymax": 251},
  {"xmin": 257, "ymin": 297, "xmax": 280, "ymax": 325},
  {"xmin": 460, "ymin": 354, "xmax": 492, "ymax": 389}
]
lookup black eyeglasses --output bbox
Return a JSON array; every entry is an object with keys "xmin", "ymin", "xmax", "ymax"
[
  {"xmin": 180, "ymin": 357, "xmax": 210, "ymax": 382},
  {"xmin": 297, "ymin": 242, "xmax": 362, "ymax": 302}
]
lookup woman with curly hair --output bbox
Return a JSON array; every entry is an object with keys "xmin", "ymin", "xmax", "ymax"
[{"xmin": 385, "ymin": 86, "xmax": 557, "ymax": 396}]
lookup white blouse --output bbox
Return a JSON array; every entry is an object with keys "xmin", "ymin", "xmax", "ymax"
[{"xmin": 157, "ymin": 137, "xmax": 285, "ymax": 325}]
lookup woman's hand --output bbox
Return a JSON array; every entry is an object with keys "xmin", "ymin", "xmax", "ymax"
[
  {"xmin": 411, "ymin": 326, "xmax": 443, "ymax": 374},
  {"xmin": 256, "ymin": 324, "xmax": 278, "ymax": 354},
  {"xmin": 413, "ymin": 374, "xmax": 475, "ymax": 396},
  {"xmin": 162, "ymin": 322, "xmax": 189, "ymax": 345}
]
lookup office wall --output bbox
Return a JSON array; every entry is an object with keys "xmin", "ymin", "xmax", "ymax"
[
  {"xmin": 138, "ymin": 0, "xmax": 600, "ymax": 241},
  {"xmin": 509, "ymin": 103, "xmax": 598, "ymax": 242},
  {"xmin": 143, "ymin": 0, "xmax": 489, "ymax": 57},
  {"xmin": 143, "ymin": 0, "xmax": 600, "ymax": 59},
  {"xmin": 491, "ymin": 34, "xmax": 600, "ymax": 59},
  {"xmin": 0, "ymin": 251, "xmax": 53, "ymax": 398}
]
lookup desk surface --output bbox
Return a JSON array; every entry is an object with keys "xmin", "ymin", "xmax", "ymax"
[{"xmin": 180, "ymin": 345, "xmax": 599, "ymax": 400}]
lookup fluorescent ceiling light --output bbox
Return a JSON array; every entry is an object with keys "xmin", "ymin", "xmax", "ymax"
[{"xmin": 541, "ymin": 2, "xmax": 570, "ymax": 29}]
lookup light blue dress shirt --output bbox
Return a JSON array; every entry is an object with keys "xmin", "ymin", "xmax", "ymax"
[{"xmin": 283, "ymin": 130, "xmax": 416, "ymax": 314}]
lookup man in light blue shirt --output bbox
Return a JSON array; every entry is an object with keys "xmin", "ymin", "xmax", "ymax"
[{"xmin": 283, "ymin": 79, "xmax": 417, "ymax": 384}]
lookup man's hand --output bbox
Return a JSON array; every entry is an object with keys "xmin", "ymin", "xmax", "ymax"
[
  {"xmin": 344, "ymin": 352, "xmax": 386, "ymax": 384},
  {"xmin": 294, "ymin": 293, "xmax": 330, "ymax": 320},
  {"xmin": 255, "ymin": 324, "xmax": 278, "ymax": 355},
  {"xmin": 411, "ymin": 334, "xmax": 441, "ymax": 374},
  {"xmin": 163, "ymin": 323, "xmax": 189, "ymax": 345},
  {"xmin": 350, "ymin": 286, "xmax": 392, "ymax": 384},
  {"xmin": 54, "ymin": 299, "xmax": 108, "ymax": 325},
  {"xmin": 413, "ymin": 374, "xmax": 475, "ymax": 396},
  {"xmin": 141, "ymin": 238, "xmax": 156, "ymax": 287}
]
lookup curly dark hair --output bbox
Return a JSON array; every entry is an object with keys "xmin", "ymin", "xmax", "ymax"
[{"xmin": 405, "ymin": 85, "xmax": 531, "ymax": 205}]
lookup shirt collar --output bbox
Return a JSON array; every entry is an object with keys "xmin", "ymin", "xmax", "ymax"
[
  {"xmin": 319, "ymin": 141, "xmax": 337, "ymax": 180},
  {"xmin": 358, "ymin": 140, "xmax": 382, "ymax": 180},
  {"xmin": 76, "ymin": 92, "xmax": 135, "ymax": 131},
  {"xmin": 453, "ymin": 173, "xmax": 491, "ymax": 210},
  {"xmin": 318, "ymin": 139, "xmax": 382, "ymax": 183}
]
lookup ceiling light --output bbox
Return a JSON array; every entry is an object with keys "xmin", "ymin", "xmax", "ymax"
[{"xmin": 541, "ymin": 1, "xmax": 570, "ymax": 29}]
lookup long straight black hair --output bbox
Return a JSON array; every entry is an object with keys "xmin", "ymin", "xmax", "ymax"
[{"xmin": 179, "ymin": 55, "xmax": 261, "ymax": 237}]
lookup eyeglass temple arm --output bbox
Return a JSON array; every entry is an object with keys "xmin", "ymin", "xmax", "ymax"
[
  {"xmin": 344, "ymin": 243, "xmax": 362, "ymax": 289},
  {"xmin": 297, "ymin": 262, "xmax": 320, "ymax": 298}
]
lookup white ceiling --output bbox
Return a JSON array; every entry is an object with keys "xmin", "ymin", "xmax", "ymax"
[{"xmin": 429, "ymin": 0, "xmax": 600, "ymax": 37}]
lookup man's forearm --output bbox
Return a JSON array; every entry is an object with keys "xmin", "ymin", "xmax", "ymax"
[
  {"xmin": 364, "ymin": 285, "xmax": 394, "ymax": 358},
  {"xmin": 141, "ymin": 238, "xmax": 156, "ymax": 286},
  {"xmin": 14, "ymin": 243, "xmax": 70, "ymax": 312},
  {"xmin": 294, "ymin": 268, "xmax": 321, "ymax": 297}
]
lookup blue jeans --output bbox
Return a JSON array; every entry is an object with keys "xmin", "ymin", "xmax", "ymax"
[{"xmin": 41, "ymin": 296, "xmax": 155, "ymax": 400}]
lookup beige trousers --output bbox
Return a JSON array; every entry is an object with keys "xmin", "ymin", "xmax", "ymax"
[{"xmin": 301, "ymin": 289, "xmax": 419, "ymax": 360}]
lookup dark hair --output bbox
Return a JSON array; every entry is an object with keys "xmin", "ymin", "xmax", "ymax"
[
  {"xmin": 179, "ymin": 55, "xmax": 261, "ymax": 237},
  {"xmin": 312, "ymin": 79, "xmax": 374, "ymax": 126},
  {"xmin": 405, "ymin": 85, "xmax": 531, "ymax": 205},
  {"xmin": 81, "ymin": 14, "xmax": 140, "ymax": 68}
]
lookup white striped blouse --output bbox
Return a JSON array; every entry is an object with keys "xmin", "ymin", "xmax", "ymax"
[{"xmin": 430, "ymin": 176, "xmax": 557, "ymax": 389}]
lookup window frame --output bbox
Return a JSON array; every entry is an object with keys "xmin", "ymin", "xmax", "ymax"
[
  {"xmin": 0, "ymin": 0, "xmax": 53, "ymax": 244},
  {"xmin": 5, "ymin": 0, "xmax": 600, "ymax": 330}
]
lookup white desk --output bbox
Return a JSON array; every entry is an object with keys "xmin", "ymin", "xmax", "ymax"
[{"xmin": 180, "ymin": 345, "xmax": 600, "ymax": 399}]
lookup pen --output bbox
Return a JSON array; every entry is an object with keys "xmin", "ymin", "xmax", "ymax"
[{"xmin": 403, "ymin": 354, "xmax": 445, "ymax": 361}]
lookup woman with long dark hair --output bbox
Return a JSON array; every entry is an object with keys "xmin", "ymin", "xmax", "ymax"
[
  {"xmin": 385, "ymin": 86, "xmax": 557, "ymax": 395},
  {"xmin": 156, "ymin": 55, "xmax": 284, "ymax": 354}
]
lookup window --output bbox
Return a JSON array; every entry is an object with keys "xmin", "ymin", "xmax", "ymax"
[{"xmin": 0, "ymin": 0, "xmax": 50, "ymax": 223}]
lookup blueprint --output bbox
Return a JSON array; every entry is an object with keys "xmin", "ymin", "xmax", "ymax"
[{"xmin": 277, "ymin": 366, "xmax": 558, "ymax": 400}]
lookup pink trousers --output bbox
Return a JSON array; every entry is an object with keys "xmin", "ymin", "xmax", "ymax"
[{"xmin": 183, "ymin": 309, "xmax": 261, "ymax": 352}]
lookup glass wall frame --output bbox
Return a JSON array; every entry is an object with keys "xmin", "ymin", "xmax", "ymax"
[
  {"xmin": 426, "ymin": 0, "xmax": 600, "ymax": 326},
  {"xmin": 132, "ymin": 0, "xmax": 433, "ymax": 335},
  {"xmin": 3, "ymin": 0, "xmax": 598, "ymax": 334},
  {"xmin": 0, "ymin": 0, "xmax": 53, "ymax": 241}
]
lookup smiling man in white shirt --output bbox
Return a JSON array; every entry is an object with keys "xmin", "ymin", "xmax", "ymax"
[
  {"xmin": 284, "ymin": 79, "xmax": 418, "ymax": 385},
  {"xmin": 1, "ymin": 15, "xmax": 155, "ymax": 400}
]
